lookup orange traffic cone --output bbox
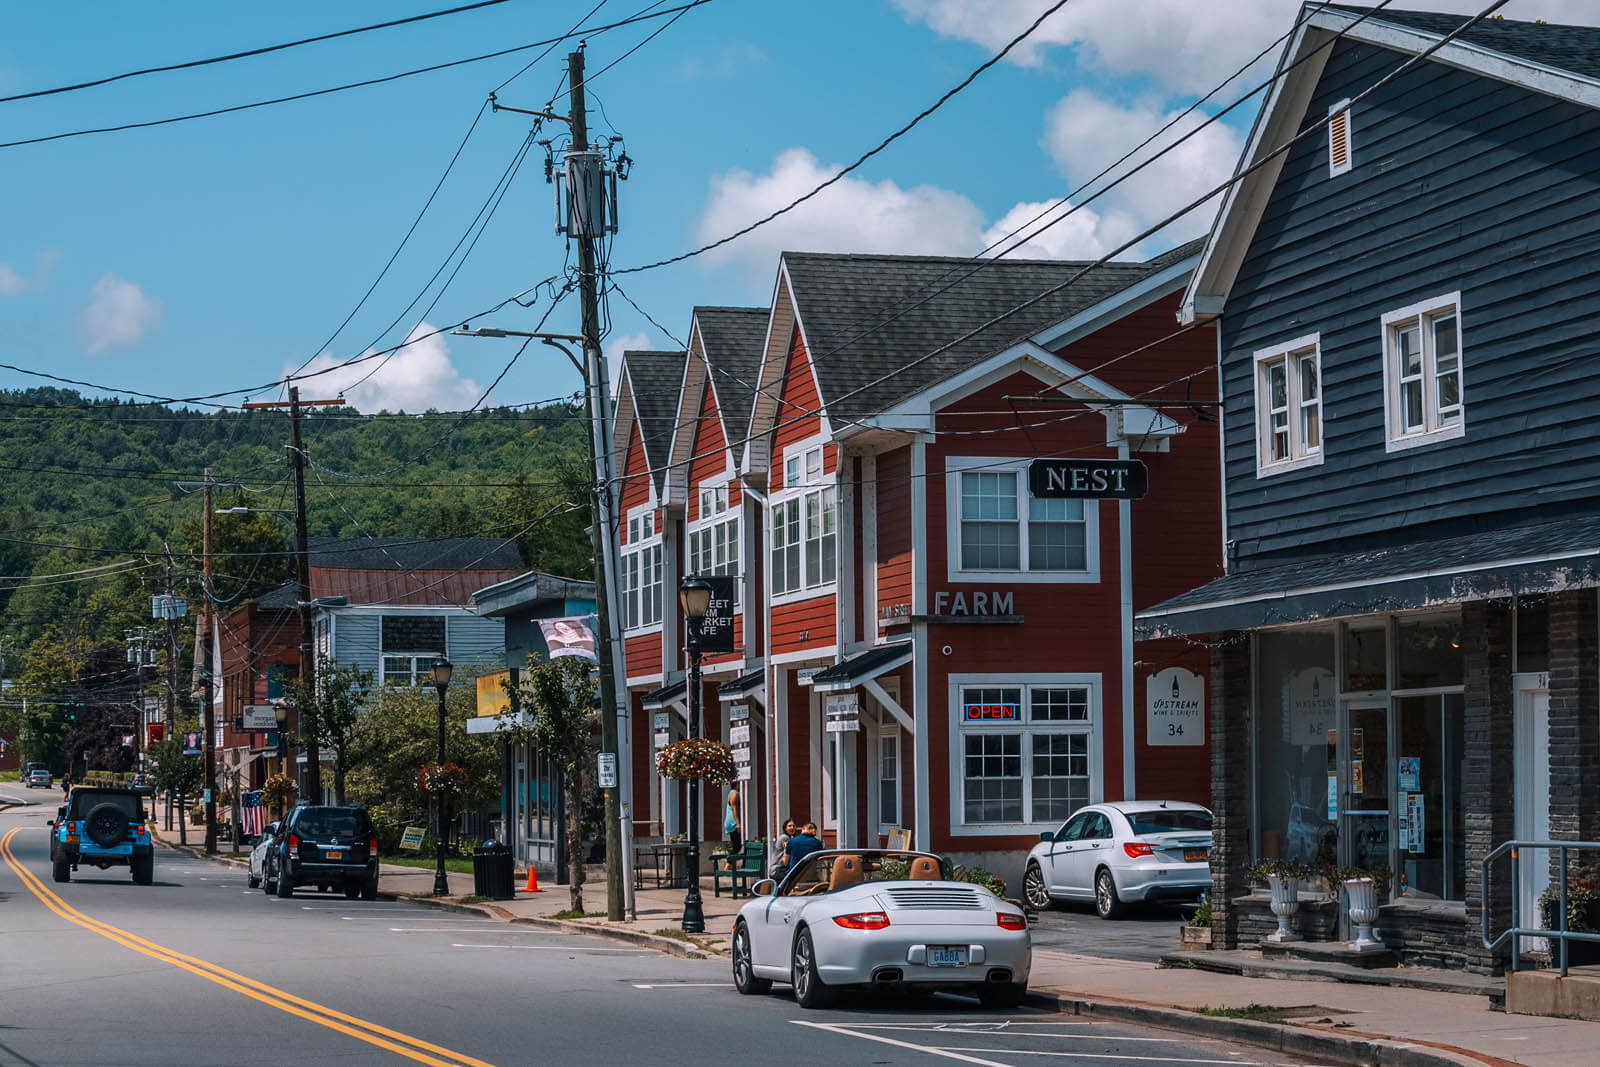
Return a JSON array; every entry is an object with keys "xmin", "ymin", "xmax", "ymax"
[{"xmin": 524, "ymin": 864, "xmax": 543, "ymax": 893}]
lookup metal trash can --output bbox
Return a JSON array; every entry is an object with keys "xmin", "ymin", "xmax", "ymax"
[{"xmin": 472, "ymin": 840, "xmax": 515, "ymax": 900}]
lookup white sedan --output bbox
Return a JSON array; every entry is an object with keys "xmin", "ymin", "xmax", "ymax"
[
  {"xmin": 247, "ymin": 821, "xmax": 280, "ymax": 889},
  {"xmin": 1022, "ymin": 801, "xmax": 1212, "ymax": 919},
  {"xmin": 731, "ymin": 848, "xmax": 1030, "ymax": 1009}
]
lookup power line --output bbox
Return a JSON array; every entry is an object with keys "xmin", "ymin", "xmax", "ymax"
[{"xmin": 0, "ymin": 0, "xmax": 519, "ymax": 106}]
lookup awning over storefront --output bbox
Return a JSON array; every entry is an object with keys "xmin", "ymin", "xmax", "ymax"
[
  {"xmin": 718, "ymin": 668, "xmax": 766, "ymax": 703},
  {"xmin": 641, "ymin": 679, "xmax": 686, "ymax": 712},
  {"xmin": 810, "ymin": 642, "xmax": 914, "ymax": 693},
  {"xmin": 1139, "ymin": 513, "xmax": 1600, "ymax": 637}
]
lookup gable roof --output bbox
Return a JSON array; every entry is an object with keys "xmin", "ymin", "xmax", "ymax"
[
  {"xmin": 614, "ymin": 349, "xmax": 686, "ymax": 495},
  {"xmin": 775, "ymin": 244, "xmax": 1205, "ymax": 421},
  {"xmin": 1183, "ymin": 4, "xmax": 1600, "ymax": 323},
  {"xmin": 694, "ymin": 306, "xmax": 768, "ymax": 445}
]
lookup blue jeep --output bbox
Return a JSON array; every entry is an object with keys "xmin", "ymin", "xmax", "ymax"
[{"xmin": 53, "ymin": 788, "xmax": 154, "ymax": 885}]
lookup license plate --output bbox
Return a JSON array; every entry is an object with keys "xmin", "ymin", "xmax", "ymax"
[
  {"xmin": 928, "ymin": 946, "xmax": 967, "ymax": 968},
  {"xmin": 1184, "ymin": 848, "xmax": 1208, "ymax": 862},
  {"xmin": 324, "ymin": 850, "xmax": 343, "ymax": 860}
]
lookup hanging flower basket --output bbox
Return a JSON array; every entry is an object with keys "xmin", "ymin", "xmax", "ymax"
[
  {"xmin": 655, "ymin": 738, "xmax": 736, "ymax": 783},
  {"xmin": 261, "ymin": 773, "xmax": 298, "ymax": 808},
  {"xmin": 418, "ymin": 762, "xmax": 466, "ymax": 795}
]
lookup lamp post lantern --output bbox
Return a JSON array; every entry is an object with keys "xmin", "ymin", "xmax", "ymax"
[
  {"xmin": 431, "ymin": 658, "xmax": 453, "ymax": 897},
  {"xmin": 678, "ymin": 576, "xmax": 713, "ymax": 933}
]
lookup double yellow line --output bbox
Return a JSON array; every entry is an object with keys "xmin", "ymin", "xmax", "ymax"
[{"xmin": 0, "ymin": 828, "xmax": 492, "ymax": 1067}]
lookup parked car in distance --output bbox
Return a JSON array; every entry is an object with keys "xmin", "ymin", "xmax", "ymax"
[
  {"xmin": 731, "ymin": 849, "xmax": 1031, "ymax": 1009},
  {"xmin": 26, "ymin": 767, "xmax": 52, "ymax": 789},
  {"xmin": 53, "ymin": 787, "xmax": 154, "ymax": 884},
  {"xmin": 249, "ymin": 821, "xmax": 280, "ymax": 889},
  {"xmin": 1023, "ymin": 801, "xmax": 1213, "ymax": 919},
  {"xmin": 264, "ymin": 805, "xmax": 378, "ymax": 900}
]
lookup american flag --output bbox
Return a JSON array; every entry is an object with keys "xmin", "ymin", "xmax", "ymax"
[{"xmin": 240, "ymin": 791, "xmax": 266, "ymax": 837}]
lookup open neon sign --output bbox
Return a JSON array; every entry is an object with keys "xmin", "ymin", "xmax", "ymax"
[{"xmin": 963, "ymin": 703, "xmax": 1020, "ymax": 722}]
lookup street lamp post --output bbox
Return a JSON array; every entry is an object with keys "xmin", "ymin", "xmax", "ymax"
[
  {"xmin": 678, "ymin": 576, "xmax": 713, "ymax": 934},
  {"xmin": 432, "ymin": 658, "xmax": 453, "ymax": 897}
]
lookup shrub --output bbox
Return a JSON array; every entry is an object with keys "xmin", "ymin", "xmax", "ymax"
[{"xmin": 948, "ymin": 863, "xmax": 1006, "ymax": 898}]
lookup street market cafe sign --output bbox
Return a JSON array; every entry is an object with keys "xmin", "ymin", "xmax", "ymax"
[
  {"xmin": 1029, "ymin": 458, "xmax": 1148, "ymax": 500},
  {"xmin": 686, "ymin": 575, "xmax": 737, "ymax": 654},
  {"xmin": 242, "ymin": 705, "xmax": 279, "ymax": 732},
  {"xmin": 963, "ymin": 702, "xmax": 1021, "ymax": 723},
  {"xmin": 1147, "ymin": 667, "xmax": 1203, "ymax": 746}
]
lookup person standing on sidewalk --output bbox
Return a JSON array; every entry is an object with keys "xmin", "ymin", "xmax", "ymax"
[
  {"xmin": 60, "ymin": 773, "xmax": 71, "ymax": 799},
  {"xmin": 723, "ymin": 789, "xmax": 743, "ymax": 856}
]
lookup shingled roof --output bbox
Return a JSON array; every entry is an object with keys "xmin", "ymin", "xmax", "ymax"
[
  {"xmin": 1324, "ymin": 5, "xmax": 1600, "ymax": 80},
  {"xmin": 307, "ymin": 536, "xmax": 524, "ymax": 571},
  {"xmin": 693, "ymin": 307, "xmax": 768, "ymax": 445},
  {"xmin": 781, "ymin": 242, "xmax": 1204, "ymax": 418},
  {"xmin": 620, "ymin": 349, "xmax": 686, "ymax": 491}
]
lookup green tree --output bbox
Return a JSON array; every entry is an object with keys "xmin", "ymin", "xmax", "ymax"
[
  {"xmin": 284, "ymin": 657, "xmax": 373, "ymax": 805},
  {"xmin": 6, "ymin": 625, "xmax": 83, "ymax": 770},
  {"xmin": 520, "ymin": 656, "xmax": 598, "ymax": 912},
  {"xmin": 149, "ymin": 735, "xmax": 204, "ymax": 846}
]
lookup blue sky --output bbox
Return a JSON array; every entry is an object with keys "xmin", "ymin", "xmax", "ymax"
[{"xmin": 1, "ymin": 0, "xmax": 1593, "ymax": 414}]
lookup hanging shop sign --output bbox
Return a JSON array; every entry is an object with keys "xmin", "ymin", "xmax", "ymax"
[
  {"xmin": 825, "ymin": 693, "xmax": 861, "ymax": 733},
  {"xmin": 182, "ymin": 731, "xmax": 202, "ymax": 755},
  {"xmin": 796, "ymin": 666, "xmax": 825, "ymax": 686},
  {"xmin": 729, "ymin": 723, "xmax": 751, "ymax": 746},
  {"xmin": 1146, "ymin": 667, "xmax": 1204, "ymax": 746},
  {"xmin": 1028, "ymin": 458, "xmax": 1148, "ymax": 500},
  {"xmin": 242, "ymin": 705, "xmax": 279, "ymax": 731},
  {"xmin": 686, "ymin": 575, "xmax": 736, "ymax": 654},
  {"xmin": 728, "ymin": 704, "xmax": 749, "ymax": 723}
]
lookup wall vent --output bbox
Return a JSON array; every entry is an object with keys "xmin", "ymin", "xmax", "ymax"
[{"xmin": 1328, "ymin": 101, "xmax": 1353, "ymax": 177}]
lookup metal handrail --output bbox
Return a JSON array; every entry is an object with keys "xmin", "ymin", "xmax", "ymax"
[{"xmin": 1481, "ymin": 838, "xmax": 1600, "ymax": 976}]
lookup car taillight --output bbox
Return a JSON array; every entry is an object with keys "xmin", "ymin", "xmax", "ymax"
[
  {"xmin": 832, "ymin": 911, "xmax": 890, "ymax": 930},
  {"xmin": 996, "ymin": 912, "xmax": 1027, "ymax": 930},
  {"xmin": 368, "ymin": 836, "xmax": 379, "ymax": 853},
  {"xmin": 288, "ymin": 833, "xmax": 299, "ymax": 856},
  {"xmin": 67, "ymin": 821, "xmax": 77, "ymax": 833},
  {"xmin": 1123, "ymin": 841, "xmax": 1154, "ymax": 858},
  {"xmin": 135, "ymin": 824, "xmax": 146, "ymax": 835}
]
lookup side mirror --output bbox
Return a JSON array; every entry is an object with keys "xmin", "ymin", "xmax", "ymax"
[
  {"xmin": 751, "ymin": 878, "xmax": 776, "ymax": 897},
  {"xmin": 1039, "ymin": 830, "xmax": 1054, "ymax": 843}
]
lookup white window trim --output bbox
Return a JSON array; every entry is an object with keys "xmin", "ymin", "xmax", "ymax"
[
  {"xmin": 1382, "ymin": 291, "xmax": 1466, "ymax": 453},
  {"xmin": 686, "ymin": 473, "xmax": 741, "ymax": 608},
  {"xmin": 944, "ymin": 456, "xmax": 1100, "ymax": 584},
  {"xmin": 946, "ymin": 672, "xmax": 1102, "ymax": 837},
  {"xmin": 770, "ymin": 433, "xmax": 837, "ymax": 607},
  {"xmin": 1328, "ymin": 98, "xmax": 1353, "ymax": 178},
  {"xmin": 380, "ymin": 651, "xmax": 442, "ymax": 688},
  {"xmin": 876, "ymin": 722, "xmax": 902, "ymax": 833},
  {"xmin": 621, "ymin": 503, "xmax": 664, "ymax": 635},
  {"xmin": 1252, "ymin": 333, "xmax": 1325, "ymax": 478}
]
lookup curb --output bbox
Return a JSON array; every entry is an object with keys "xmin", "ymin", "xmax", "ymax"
[
  {"xmin": 1031, "ymin": 990, "xmax": 1496, "ymax": 1067},
  {"xmin": 399, "ymin": 895, "xmax": 716, "ymax": 960}
]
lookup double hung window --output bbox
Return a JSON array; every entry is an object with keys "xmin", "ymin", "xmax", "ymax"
[
  {"xmin": 622, "ymin": 513, "xmax": 663, "ymax": 631},
  {"xmin": 381, "ymin": 653, "xmax": 440, "ymax": 687},
  {"xmin": 953, "ymin": 678, "xmax": 1097, "ymax": 831},
  {"xmin": 947, "ymin": 458, "xmax": 1094, "ymax": 581},
  {"xmin": 688, "ymin": 484, "xmax": 739, "ymax": 597},
  {"xmin": 1383, "ymin": 294, "xmax": 1463, "ymax": 450},
  {"xmin": 770, "ymin": 444, "xmax": 835, "ymax": 597},
  {"xmin": 1253, "ymin": 335, "xmax": 1322, "ymax": 475}
]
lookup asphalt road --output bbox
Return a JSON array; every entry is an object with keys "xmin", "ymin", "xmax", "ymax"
[
  {"xmin": 0, "ymin": 790, "xmax": 1312, "ymax": 1066},
  {"xmin": 1027, "ymin": 896, "xmax": 1198, "ymax": 962}
]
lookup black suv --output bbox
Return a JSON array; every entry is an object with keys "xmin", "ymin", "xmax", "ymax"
[
  {"xmin": 266, "ymin": 805, "xmax": 378, "ymax": 900},
  {"xmin": 53, "ymin": 788, "xmax": 154, "ymax": 884}
]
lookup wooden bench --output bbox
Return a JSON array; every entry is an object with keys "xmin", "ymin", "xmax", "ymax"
[{"xmin": 712, "ymin": 838, "xmax": 765, "ymax": 898}]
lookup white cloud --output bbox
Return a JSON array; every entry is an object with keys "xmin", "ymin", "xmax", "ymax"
[
  {"xmin": 605, "ymin": 330, "xmax": 652, "ymax": 391},
  {"xmin": 290, "ymin": 323, "xmax": 483, "ymax": 414},
  {"xmin": 696, "ymin": 147, "xmax": 987, "ymax": 270},
  {"xmin": 1, "ymin": 249, "xmax": 60, "ymax": 297},
  {"xmin": 894, "ymin": 0, "xmax": 1600, "ymax": 94},
  {"xmin": 77, "ymin": 273, "xmax": 161, "ymax": 353},
  {"xmin": 981, "ymin": 197, "xmax": 1126, "ymax": 260},
  {"xmin": 1039, "ymin": 90, "xmax": 1244, "ymax": 252}
]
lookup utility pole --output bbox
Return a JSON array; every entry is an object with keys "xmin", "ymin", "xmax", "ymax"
[
  {"xmin": 163, "ymin": 544, "xmax": 182, "ymax": 843},
  {"xmin": 242, "ymin": 389, "xmax": 343, "ymax": 803},
  {"xmin": 201, "ymin": 469, "xmax": 218, "ymax": 853}
]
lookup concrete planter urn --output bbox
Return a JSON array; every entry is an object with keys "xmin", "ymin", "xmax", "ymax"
[
  {"xmin": 1343, "ymin": 877, "xmax": 1383, "ymax": 951},
  {"xmin": 1266, "ymin": 873, "xmax": 1302, "ymax": 942}
]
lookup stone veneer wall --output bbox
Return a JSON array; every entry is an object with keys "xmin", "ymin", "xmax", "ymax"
[
  {"xmin": 1462, "ymin": 600, "xmax": 1514, "ymax": 975},
  {"xmin": 1548, "ymin": 591, "xmax": 1600, "ymax": 847},
  {"xmin": 1210, "ymin": 635, "xmax": 1252, "ymax": 948},
  {"xmin": 1379, "ymin": 900, "xmax": 1469, "ymax": 969},
  {"xmin": 1232, "ymin": 892, "xmax": 1339, "ymax": 945}
]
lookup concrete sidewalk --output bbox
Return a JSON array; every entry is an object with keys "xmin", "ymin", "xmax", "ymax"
[{"xmin": 151, "ymin": 826, "xmax": 1595, "ymax": 1067}]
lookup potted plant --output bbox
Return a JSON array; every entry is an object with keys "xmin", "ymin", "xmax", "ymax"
[
  {"xmin": 1246, "ymin": 858, "xmax": 1319, "ymax": 943},
  {"xmin": 1538, "ymin": 865, "xmax": 1600, "ymax": 966},
  {"xmin": 1332, "ymin": 865, "xmax": 1391, "ymax": 951},
  {"xmin": 261, "ymin": 772, "xmax": 298, "ymax": 816},
  {"xmin": 1181, "ymin": 894, "xmax": 1214, "ymax": 950}
]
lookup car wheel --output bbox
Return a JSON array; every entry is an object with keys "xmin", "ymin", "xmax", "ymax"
[
  {"xmin": 131, "ymin": 853, "xmax": 153, "ymax": 885},
  {"xmin": 344, "ymin": 885, "xmax": 361, "ymax": 900},
  {"xmin": 248, "ymin": 873, "xmax": 261, "ymax": 889},
  {"xmin": 84, "ymin": 802, "xmax": 127, "ymax": 848},
  {"xmin": 276, "ymin": 872, "xmax": 295, "ymax": 898},
  {"xmin": 52, "ymin": 855, "xmax": 70, "ymax": 883},
  {"xmin": 1094, "ymin": 867, "xmax": 1124, "ymax": 919},
  {"xmin": 732, "ymin": 922, "xmax": 772, "ymax": 995},
  {"xmin": 978, "ymin": 982, "xmax": 1027, "ymax": 1010},
  {"xmin": 792, "ymin": 927, "xmax": 833, "ymax": 1009},
  {"xmin": 361, "ymin": 878, "xmax": 379, "ymax": 901},
  {"xmin": 1023, "ymin": 863, "xmax": 1054, "ymax": 911}
]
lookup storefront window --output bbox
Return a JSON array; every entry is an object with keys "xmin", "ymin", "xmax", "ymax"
[
  {"xmin": 1395, "ymin": 615, "xmax": 1463, "ymax": 689},
  {"xmin": 1255, "ymin": 630, "xmax": 1337, "ymax": 865},
  {"xmin": 1343, "ymin": 623, "xmax": 1386, "ymax": 691},
  {"xmin": 1395, "ymin": 693, "xmax": 1465, "ymax": 899},
  {"xmin": 953, "ymin": 678, "xmax": 1098, "ymax": 831}
]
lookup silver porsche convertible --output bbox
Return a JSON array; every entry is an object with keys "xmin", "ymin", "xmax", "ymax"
[{"xmin": 731, "ymin": 848, "xmax": 1031, "ymax": 1008}]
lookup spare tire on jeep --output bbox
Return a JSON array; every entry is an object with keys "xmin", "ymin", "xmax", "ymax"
[{"xmin": 85, "ymin": 802, "xmax": 128, "ymax": 847}]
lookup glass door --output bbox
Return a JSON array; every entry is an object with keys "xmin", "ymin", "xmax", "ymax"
[{"xmin": 1341, "ymin": 701, "xmax": 1390, "ymax": 871}]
